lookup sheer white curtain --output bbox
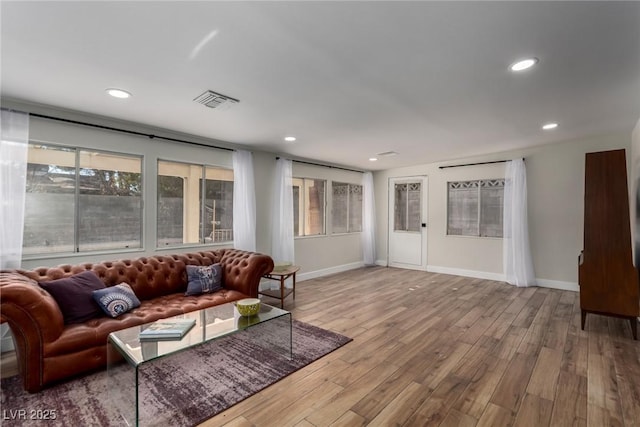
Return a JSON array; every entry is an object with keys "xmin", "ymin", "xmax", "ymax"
[
  {"xmin": 503, "ymin": 159, "xmax": 536, "ymax": 287},
  {"xmin": 232, "ymin": 150, "xmax": 256, "ymax": 252},
  {"xmin": 1, "ymin": 109, "xmax": 29, "ymax": 351},
  {"xmin": 362, "ymin": 172, "xmax": 376, "ymax": 265},
  {"xmin": 271, "ymin": 158, "xmax": 294, "ymax": 264}
]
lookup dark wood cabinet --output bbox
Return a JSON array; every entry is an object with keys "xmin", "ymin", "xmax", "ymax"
[{"xmin": 579, "ymin": 149, "xmax": 639, "ymax": 339}]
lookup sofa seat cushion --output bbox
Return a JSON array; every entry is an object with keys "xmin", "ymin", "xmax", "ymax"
[
  {"xmin": 175, "ymin": 289, "xmax": 249, "ymax": 312},
  {"xmin": 44, "ymin": 288, "xmax": 250, "ymax": 357}
]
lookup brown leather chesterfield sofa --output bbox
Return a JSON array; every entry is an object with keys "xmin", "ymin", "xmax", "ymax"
[{"xmin": 0, "ymin": 249, "xmax": 274, "ymax": 393}]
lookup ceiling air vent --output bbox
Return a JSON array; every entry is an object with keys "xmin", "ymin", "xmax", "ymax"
[
  {"xmin": 377, "ymin": 151, "xmax": 399, "ymax": 157},
  {"xmin": 193, "ymin": 90, "xmax": 239, "ymax": 110}
]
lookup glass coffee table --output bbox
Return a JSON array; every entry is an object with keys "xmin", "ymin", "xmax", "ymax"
[{"xmin": 107, "ymin": 301, "xmax": 291, "ymax": 426}]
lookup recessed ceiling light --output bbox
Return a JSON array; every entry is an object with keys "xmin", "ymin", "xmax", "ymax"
[
  {"xmin": 509, "ymin": 57, "xmax": 538, "ymax": 72},
  {"xmin": 542, "ymin": 122, "xmax": 558, "ymax": 130},
  {"xmin": 106, "ymin": 88, "xmax": 132, "ymax": 99},
  {"xmin": 369, "ymin": 157, "xmax": 378, "ymax": 162},
  {"xmin": 284, "ymin": 136, "xmax": 296, "ymax": 142}
]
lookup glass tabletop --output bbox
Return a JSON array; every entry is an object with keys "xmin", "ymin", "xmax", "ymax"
[{"xmin": 108, "ymin": 301, "xmax": 290, "ymax": 366}]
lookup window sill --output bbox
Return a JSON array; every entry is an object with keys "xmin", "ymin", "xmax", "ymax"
[
  {"xmin": 445, "ymin": 234, "xmax": 503, "ymax": 240},
  {"xmin": 155, "ymin": 242, "xmax": 233, "ymax": 251},
  {"xmin": 22, "ymin": 247, "xmax": 146, "ymax": 262},
  {"xmin": 294, "ymin": 234, "xmax": 328, "ymax": 240}
]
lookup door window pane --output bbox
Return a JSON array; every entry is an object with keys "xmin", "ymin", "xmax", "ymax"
[
  {"xmin": 395, "ymin": 182, "xmax": 421, "ymax": 232},
  {"xmin": 394, "ymin": 184, "xmax": 408, "ymax": 231},
  {"xmin": 407, "ymin": 183, "xmax": 421, "ymax": 232}
]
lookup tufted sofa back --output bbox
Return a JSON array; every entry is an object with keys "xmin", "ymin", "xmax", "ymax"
[{"xmin": 20, "ymin": 251, "xmax": 224, "ymax": 301}]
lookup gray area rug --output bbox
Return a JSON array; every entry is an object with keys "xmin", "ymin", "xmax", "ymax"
[{"xmin": 0, "ymin": 320, "xmax": 351, "ymax": 426}]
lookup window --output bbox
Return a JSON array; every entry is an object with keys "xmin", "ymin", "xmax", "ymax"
[
  {"xmin": 292, "ymin": 178, "xmax": 325, "ymax": 236},
  {"xmin": 447, "ymin": 179, "xmax": 504, "ymax": 237},
  {"xmin": 394, "ymin": 182, "xmax": 422, "ymax": 232},
  {"xmin": 157, "ymin": 161, "xmax": 233, "ymax": 247},
  {"xmin": 332, "ymin": 182, "xmax": 363, "ymax": 233},
  {"xmin": 23, "ymin": 144, "xmax": 143, "ymax": 255}
]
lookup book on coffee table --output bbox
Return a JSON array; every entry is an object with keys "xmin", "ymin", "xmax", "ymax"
[{"xmin": 139, "ymin": 318, "xmax": 196, "ymax": 341}]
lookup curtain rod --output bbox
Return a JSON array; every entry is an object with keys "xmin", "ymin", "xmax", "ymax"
[
  {"xmin": 439, "ymin": 158, "xmax": 524, "ymax": 169},
  {"xmin": 21, "ymin": 110, "xmax": 235, "ymax": 152},
  {"xmin": 276, "ymin": 157, "xmax": 364, "ymax": 174}
]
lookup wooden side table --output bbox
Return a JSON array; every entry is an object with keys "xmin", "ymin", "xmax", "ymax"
[{"xmin": 259, "ymin": 266, "xmax": 300, "ymax": 309}]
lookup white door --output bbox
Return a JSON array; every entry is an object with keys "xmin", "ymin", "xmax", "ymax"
[{"xmin": 388, "ymin": 176, "xmax": 428, "ymax": 270}]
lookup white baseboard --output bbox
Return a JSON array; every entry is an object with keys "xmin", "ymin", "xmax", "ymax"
[
  {"xmin": 426, "ymin": 265, "xmax": 579, "ymax": 292},
  {"xmin": 536, "ymin": 278, "xmax": 579, "ymax": 292},
  {"xmin": 298, "ymin": 261, "xmax": 365, "ymax": 282},
  {"xmin": 265, "ymin": 260, "xmax": 580, "ymax": 292},
  {"xmin": 426, "ymin": 265, "xmax": 506, "ymax": 282}
]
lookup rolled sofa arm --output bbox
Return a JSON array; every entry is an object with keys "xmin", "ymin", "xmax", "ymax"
[
  {"xmin": 220, "ymin": 250, "xmax": 274, "ymax": 298},
  {"xmin": 0, "ymin": 272, "xmax": 65, "ymax": 342},
  {"xmin": 0, "ymin": 271, "xmax": 65, "ymax": 392}
]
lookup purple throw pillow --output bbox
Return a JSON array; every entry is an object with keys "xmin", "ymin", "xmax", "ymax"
[{"xmin": 39, "ymin": 270, "xmax": 106, "ymax": 324}]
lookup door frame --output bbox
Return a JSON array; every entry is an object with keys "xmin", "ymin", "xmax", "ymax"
[{"xmin": 387, "ymin": 175, "xmax": 428, "ymax": 270}]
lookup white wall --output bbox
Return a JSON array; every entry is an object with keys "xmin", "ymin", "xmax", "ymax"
[
  {"xmin": 292, "ymin": 162, "xmax": 364, "ymax": 279},
  {"xmin": 252, "ymin": 153, "xmax": 366, "ymax": 278},
  {"xmin": 374, "ymin": 131, "xmax": 632, "ymax": 289}
]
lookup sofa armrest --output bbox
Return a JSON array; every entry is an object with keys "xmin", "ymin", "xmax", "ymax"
[
  {"xmin": 0, "ymin": 272, "xmax": 66, "ymax": 392},
  {"xmin": 220, "ymin": 250, "xmax": 274, "ymax": 298},
  {"xmin": 0, "ymin": 272, "xmax": 65, "ymax": 342}
]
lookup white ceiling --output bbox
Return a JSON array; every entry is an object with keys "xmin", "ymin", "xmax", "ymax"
[{"xmin": 1, "ymin": 1, "xmax": 639, "ymax": 171}]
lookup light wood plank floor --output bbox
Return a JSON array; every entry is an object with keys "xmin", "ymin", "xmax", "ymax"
[
  {"xmin": 201, "ymin": 267, "xmax": 640, "ymax": 427},
  {"xmin": 2, "ymin": 267, "xmax": 638, "ymax": 426}
]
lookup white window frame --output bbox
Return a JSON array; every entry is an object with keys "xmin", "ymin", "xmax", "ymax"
[
  {"xmin": 292, "ymin": 177, "xmax": 326, "ymax": 237},
  {"xmin": 157, "ymin": 159, "xmax": 234, "ymax": 248},
  {"xmin": 23, "ymin": 142, "xmax": 144, "ymax": 257},
  {"xmin": 332, "ymin": 181, "xmax": 363, "ymax": 234},
  {"xmin": 447, "ymin": 179, "xmax": 505, "ymax": 238}
]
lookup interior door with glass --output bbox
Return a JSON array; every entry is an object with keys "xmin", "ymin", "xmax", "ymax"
[{"xmin": 388, "ymin": 176, "xmax": 427, "ymax": 270}]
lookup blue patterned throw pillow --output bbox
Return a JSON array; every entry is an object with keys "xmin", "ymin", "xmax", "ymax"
[
  {"xmin": 92, "ymin": 283, "xmax": 141, "ymax": 318},
  {"xmin": 185, "ymin": 264, "xmax": 223, "ymax": 296}
]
